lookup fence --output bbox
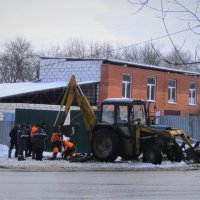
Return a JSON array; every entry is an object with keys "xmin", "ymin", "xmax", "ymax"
[
  {"xmin": 159, "ymin": 116, "xmax": 200, "ymax": 140},
  {"xmin": 0, "ymin": 121, "xmax": 14, "ymax": 147},
  {"xmin": 1, "ymin": 116, "xmax": 200, "ymax": 148}
]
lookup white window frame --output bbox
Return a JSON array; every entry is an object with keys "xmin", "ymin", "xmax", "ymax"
[
  {"xmin": 168, "ymin": 79, "xmax": 176, "ymax": 103},
  {"xmin": 189, "ymin": 82, "xmax": 196, "ymax": 105},
  {"xmin": 122, "ymin": 74, "xmax": 132, "ymax": 98},
  {"xmin": 147, "ymin": 77, "xmax": 156, "ymax": 101}
]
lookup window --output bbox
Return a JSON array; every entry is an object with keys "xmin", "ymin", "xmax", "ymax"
[
  {"xmin": 189, "ymin": 82, "xmax": 196, "ymax": 105},
  {"xmin": 116, "ymin": 105, "xmax": 128, "ymax": 123},
  {"xmin": 168, "ymin": 80, "xmax": 176, "ymax": 103},
  {"xmin": 131, "ymin": 104, "xmax": 146, "ymax": 125},
  {"xmin": 122, "ymin": 74, "xmax": 132, "ymax": 98},
  {"xmin": 102, "ymin": 105, "xmax": 114, "ymax": 123},
  {"xmin": 147, "ymin": 77, "xmax": 156, "ymax": 101}
]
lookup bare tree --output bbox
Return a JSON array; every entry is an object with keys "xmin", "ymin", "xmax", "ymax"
[
  {"xmin": 87, "ymin": 41, "xmax": 102, "ymax": 58},
  {"xmin": 39, "ymin": 45, "xmax": 64, "ymax": 58},
  {"xmin": 162, "ymin": 48, "xmax": 196, "ymax": 71},
  {"xmin": 139, "ymin": 43, "xmax": 163, "ymax": 65},
  {"xmin": 128, "ymin": 0, "xmax": 200, "ymax": 65},
  {"xmin": 62, "ymin": 39, "xmax": 87, "ymax": 58},
  {"xmin": 121, "ymin": 42, "xmax": 163, "ymax": 66},
  {"xmin": 61, "ymin": 39, "xmax": 122, "ymax": 60},
  {"xmin": 92, "ymin": 42, "xmax": 117, "ymax": 59},
  {"xmin": 0, "ymin": 37, "xmax": 38, "ymax": 83},
  {"xmin": 122, "ymin": 46, "xmax": 140, "ymax": 63},
  {"xmin": 87, "ymin": 40, "xmax": 124, "ymax": 60},
  {"xmin": 38, "ymin": 38, "xmax": 166, "ymax": 67}
]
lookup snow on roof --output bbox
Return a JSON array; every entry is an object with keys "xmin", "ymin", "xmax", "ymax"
[
  {"xmin": 0, "ymin": 80, "xmax": 98, "ymax": 99},
  {"xmin": 103, "ymin": 98, "xmax": 133, "ymax": 104},
  {"xmin": 104, "ymin": 59, "xmax": 200, "ymax": 77}
]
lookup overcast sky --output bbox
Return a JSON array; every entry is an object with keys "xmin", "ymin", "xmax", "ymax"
[{"xmin": 0, "ymin": 0, "xmax": 199, "ymax": 53}]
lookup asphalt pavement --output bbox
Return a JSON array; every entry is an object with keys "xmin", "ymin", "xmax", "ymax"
[{"xmin": 0, "ymin": 169, "xmax": 200, "ymax": 199}]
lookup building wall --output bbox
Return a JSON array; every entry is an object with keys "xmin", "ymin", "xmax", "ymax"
[
  {"xmin": 40, "ymin": 59, "xmax": 102, "ymax": 83},
  {"xmin": 99, "ymin": 64, "xmax": 200, "ymax": 116}
]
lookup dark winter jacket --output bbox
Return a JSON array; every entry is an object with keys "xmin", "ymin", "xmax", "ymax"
[
  {"xmin": 31, "ymin": 131, "xmax": 47, "ymax": 149},
  {"xmin": 17, "ymin": 126, "xmax": 29, "ymax": 144},
  {"xmin": 9, "ymin": 126, "xmax": 18, "ymax": 142}
]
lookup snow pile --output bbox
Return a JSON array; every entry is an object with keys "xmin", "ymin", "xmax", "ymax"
[
  {"xmin": 0, "ymin": 144, "xmax": 10, "ymax": 158},
  {"xmin": 0, "ymin": 144, "xmax": 197, "ymax": 171}
]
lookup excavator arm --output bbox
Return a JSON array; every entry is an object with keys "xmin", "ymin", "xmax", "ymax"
[{"xmin": 54, "ymin": 75, "xmax": 96, "ymax": 139}]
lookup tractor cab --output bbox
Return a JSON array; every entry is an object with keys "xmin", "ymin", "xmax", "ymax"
[{"xmin": 101, "ymin": 98, "xmax": 147, "ymax": 126}]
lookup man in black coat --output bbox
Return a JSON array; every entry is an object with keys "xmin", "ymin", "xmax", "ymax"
[
  {"xmin": 8, "ymin": 125, "xmax": 19, "ymax": 158},
  {"xmin": 24, "ymin": 123, "xmax": 32, "ymax": 157}
]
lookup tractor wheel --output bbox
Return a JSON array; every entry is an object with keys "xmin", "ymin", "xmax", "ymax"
[
  {"xmin": 143, "ymin": 146, "xmax": 163, "ymax": 165},
  {"xmin": 166, "ymin": 146, "xmax": 183, "ymax": 162},
  {"xmin": 91, "ymin": 129, "xmax": 120, "ymax": 162}
]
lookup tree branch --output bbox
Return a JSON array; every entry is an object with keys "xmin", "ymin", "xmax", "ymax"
[{"xmin": 160, "ymin": 0, "xmax": 186, "ymax": 64}]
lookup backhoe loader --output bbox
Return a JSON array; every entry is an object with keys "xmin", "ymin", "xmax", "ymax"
[{"xmin": 54, "ymin": 75, "xmax": 200, "ymax": 164}]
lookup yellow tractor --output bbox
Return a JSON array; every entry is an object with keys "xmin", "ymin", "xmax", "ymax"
[{"xmin": 55, "ymin": 75, "xmax": 200, "ymax": 164}]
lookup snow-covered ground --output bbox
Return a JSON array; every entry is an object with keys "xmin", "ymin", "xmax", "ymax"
[{"xmin": 1, "ymin": 144, "xmax": 199, "ymax": 171}]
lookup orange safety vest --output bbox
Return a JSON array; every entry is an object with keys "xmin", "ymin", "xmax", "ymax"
[
  {"xmin": 52, "ymin": 147, "xmax": 59, "ymax": 154},
  {"xmin": 51, "ymin": 132, "xmax": 62, "ymax": 154},
  {"xmin": 63, "ymin": 140, "xmax": 74, "ymax": 152},
  {"xmin": 50, "ymin": 132, "xmax": 62, "ymax": 143},
  {"xmin": 31, "ymin": 126, "xmax": 39, "ymax": 137}
]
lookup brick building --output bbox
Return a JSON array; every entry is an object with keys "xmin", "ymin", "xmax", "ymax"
[
  {"xmin": 100, "ymin": 62, "xmax": 200, "ymax": 116},
  {"xmin": 40, "ymin": 57, "xmax": 200, "ymax": 116},
  {"xmin": 0, "ymin": 57, "xmax": 199, "ymax": 120}
]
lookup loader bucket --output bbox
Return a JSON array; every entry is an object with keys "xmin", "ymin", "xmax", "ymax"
[
  {"xmin": 181, "ymin": 139, "xmax": 200, "ymax": 163},
  {"xmin": 143, "ymin": 125, "xmax": 200, "ymax": 163}
]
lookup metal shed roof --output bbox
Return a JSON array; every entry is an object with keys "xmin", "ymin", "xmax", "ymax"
[
  {"xmin": 0, "ymin": 80, "xmax": 98, "ymax": 99},
  {"xmin": 0, "ymin": 80, "xmax": 99, "ymax": 105}
]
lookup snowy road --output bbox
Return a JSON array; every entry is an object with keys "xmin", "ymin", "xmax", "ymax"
[
  {"xmin": 0, "ymin": 144, "xmax": 200, "ymax": 172},
  {"xmin": 1, "ymin": 144, "xmax": 200, "ymax": 199},
  {"xmin": 0, "ymin": 170, "xmax": 200, "ymax": 200}
]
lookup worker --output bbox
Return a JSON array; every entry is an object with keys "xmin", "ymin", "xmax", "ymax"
[
  {"xmin": 24, "ymin": 122, "xmax": 31, "ymax": 157},
  {"xmin": 30, "ymin": 124, "xmax": 40, "ymax": 159},
  {"xmin": 17, "ymin": 124, "xmax": 29, "ymax": 161},
  {"xmin": 31, "ymin": 124, "xmax": 39, "ymax": 137},
  {"xmin": 40, "ymin": 123, "xmax": 47, "ymax": 132},
  {"xmin": 50, "ymin": 126, "xmax": 62, "ymax": 160},
  {"xmin": 8, "ymin": 125, "xmax": 19, "ymax": 158},
  {"xmin": 62, "ymin": 139, "xmax": 76, "ymax": 160},
  {"xmin": 31, "ymin": 125, "xmax": 47, "ymax": 161}
]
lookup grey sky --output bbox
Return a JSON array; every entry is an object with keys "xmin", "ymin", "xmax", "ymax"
[{"xmin": 0, "ymin": 0, "xmax": 198, "ymax": 53}]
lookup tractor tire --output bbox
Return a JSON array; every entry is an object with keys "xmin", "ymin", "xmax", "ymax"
[
  {"xmin": 166, "ymin": 146, "xmax": 183, "ymax": 162},
  {"xmin": 143, "ymin": 146, "xmax": 163, "ymax": 165},
  {"xmin": 91, "ymin": 129, "xmax": 120, "ymax": 162}
]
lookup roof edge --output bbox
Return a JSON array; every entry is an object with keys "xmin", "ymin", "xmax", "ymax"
[{"xmin": 39, "ymin": 57, "xmax": 200, "ymax": 77}]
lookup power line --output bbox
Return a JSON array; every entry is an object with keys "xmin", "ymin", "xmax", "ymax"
[
  {"xmin": 95, "ymin": 25, "xmax": 200, "ymax": 54},
  {"xmin": 40, "ymin": 25, "xmax": 200, "ymax": 67}
]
